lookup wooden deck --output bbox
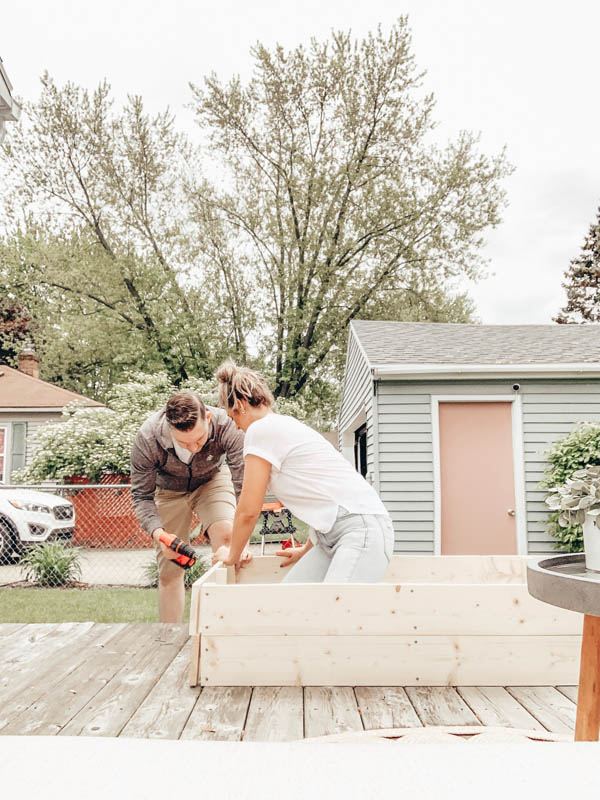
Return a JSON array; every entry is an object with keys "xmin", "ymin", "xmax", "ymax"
[{"xmin": 0, "ymin": 623, "xmax": 579, "ymax": 741}]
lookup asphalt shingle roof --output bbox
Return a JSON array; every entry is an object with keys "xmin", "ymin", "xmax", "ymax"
[{"xmin": 351, "ymin": 321, "xmax": 600, "ymax": 366}]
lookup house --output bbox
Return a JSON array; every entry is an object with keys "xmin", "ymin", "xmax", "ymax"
[
  {"xmin": 338, "ymin": 320, "xmax": 600, "ymax": 556},
  {"xmin": 0, "ymin": 56, "xmax": 21, "ymax": 141},
  {"xmin": 0, "ymin": 348, "xmax": 103, "ymax": 483}
]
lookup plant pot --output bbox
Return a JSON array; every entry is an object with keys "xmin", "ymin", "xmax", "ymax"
[{"xmin": 583, "ymin": 515, "xmax": 600, "ymax": 571}]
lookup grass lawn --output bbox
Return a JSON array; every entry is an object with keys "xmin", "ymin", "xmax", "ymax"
[{"xmin": 0, "ymin": 587, "xmax": 191, "ymax": 624}]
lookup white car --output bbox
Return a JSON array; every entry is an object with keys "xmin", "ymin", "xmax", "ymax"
[{"xmin": 0, "ymin": 488, "xmax": 76, "ymax": 564}]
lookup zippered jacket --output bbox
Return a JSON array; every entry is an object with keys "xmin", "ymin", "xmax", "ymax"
[{"xmin": 130, "ymin": 405, "xmax": 245, "ymax": 535}]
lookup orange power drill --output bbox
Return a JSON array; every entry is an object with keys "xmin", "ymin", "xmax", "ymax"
[{"xmin": 157, "ymin": 531, "xmax": 196, "ymax": 570}]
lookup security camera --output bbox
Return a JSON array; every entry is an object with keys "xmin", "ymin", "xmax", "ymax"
[{"xmin": 512, "ymin": 383, "xmax": 521, "ymax": 391}]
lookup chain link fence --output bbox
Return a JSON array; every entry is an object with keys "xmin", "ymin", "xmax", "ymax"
[
  {"xmin": 0, "ymin": 481, "xmax": 302, "ymax": 588},
  {"xmin": 0, "ymin": 482, "xmax": 198, "ymax": 587}
]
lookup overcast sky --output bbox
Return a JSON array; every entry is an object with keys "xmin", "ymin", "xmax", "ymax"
[{"xmin": 2, "ymin": 0, "xmax": 599, "ymax": 324}]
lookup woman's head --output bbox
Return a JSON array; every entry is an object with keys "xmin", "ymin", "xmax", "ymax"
[{"xmin": 216, "ymin": 360, "xmax": 274, "ymax": 429}]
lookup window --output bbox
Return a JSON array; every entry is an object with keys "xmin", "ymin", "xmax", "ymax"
[
  {"xmin": 0, "ymin": 427, "xmax": 6, "ymax": 483},
  {"xmin": 354, "ymin": 423, "xmax": 367, "ymax": 478}
]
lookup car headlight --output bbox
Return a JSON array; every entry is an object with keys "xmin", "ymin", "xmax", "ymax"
[{"xmin": 8, "ymin": 500, "xmax": 52, "ymax": 514}]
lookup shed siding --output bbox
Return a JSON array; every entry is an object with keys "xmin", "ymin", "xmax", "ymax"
[
  {"xmin": 338, "ymin": 332, "xmax": 374, "ymax": 480},
  {"xmin": 374, "ymin": 380, "xmax": 600, "ymax": 555}
]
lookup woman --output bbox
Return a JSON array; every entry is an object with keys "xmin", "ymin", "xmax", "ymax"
[{"xmin": 212, "ymin": 361, "xmax": 394, "ymax": 583}]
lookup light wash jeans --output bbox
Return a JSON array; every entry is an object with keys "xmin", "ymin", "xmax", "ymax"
[{"xmin": 281, "ymin": 506, "xmax": 394, "ymax": 584}]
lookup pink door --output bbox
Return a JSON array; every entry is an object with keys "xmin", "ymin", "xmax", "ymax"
[{"xmin": 439, "ymin": 402, "xmax": 517, "ymax": 555}]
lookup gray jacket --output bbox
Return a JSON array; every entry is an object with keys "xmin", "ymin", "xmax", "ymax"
[{"xmin": 130, "ymin": 405, "xmax": 245, "ymax": 535}]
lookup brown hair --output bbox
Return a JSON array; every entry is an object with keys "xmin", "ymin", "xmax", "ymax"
[
  {"xmin": 216, "ymin": 359, "xmax": 274, "ymax": 412},
  {"xmin": 165, "ymin": 392, "xmax": 207, "ymax": 431}
]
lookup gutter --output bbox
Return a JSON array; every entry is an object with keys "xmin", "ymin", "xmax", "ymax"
[{"xmin": 371, "ymin": 363, "xmax": 600, "ymax": 380}]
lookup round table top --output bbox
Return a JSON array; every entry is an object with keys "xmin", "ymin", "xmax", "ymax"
[{"xmin": 527, "ymin": 553, "xmax": 600, "ymax": 616}]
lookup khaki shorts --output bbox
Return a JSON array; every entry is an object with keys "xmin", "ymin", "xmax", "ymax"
[{"xmin": 154, "ymin": 465, "xmax": 236, "ymax": 579}]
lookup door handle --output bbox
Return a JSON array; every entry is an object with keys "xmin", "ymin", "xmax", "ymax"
[{"xmin": 507, "ymin": 509, "xmax": 516, "ymax": 517}]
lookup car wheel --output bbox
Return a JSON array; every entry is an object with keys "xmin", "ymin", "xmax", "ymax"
[{"xmin": 0, "ymin": 516, "xmax": 20, "ymax": 565}]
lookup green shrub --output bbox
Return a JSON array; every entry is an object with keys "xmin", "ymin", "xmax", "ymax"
[
  {"xmin": 143, "ymin": 554, "xmax": 208, "ymax": 588},
  {"xmin": 20, "ymin": 542, "xmax": 82, "ymax": 587},
  {"xmin": 541, "ymin": 423, "xmax": 600, "ymax": 552}
]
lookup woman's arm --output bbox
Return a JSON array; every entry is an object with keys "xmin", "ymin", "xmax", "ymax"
[{"xmin": 216, "ymin": 454, "xmax": 271, "ymax": 566}]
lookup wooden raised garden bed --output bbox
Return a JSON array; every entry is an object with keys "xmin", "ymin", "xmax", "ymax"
[{"xmin": 189, "ymin": 555, "xmax": 582, "ymax": 687}]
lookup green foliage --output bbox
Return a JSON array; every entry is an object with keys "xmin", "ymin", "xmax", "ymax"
[
  {"xmin": 555, "ymin": 205, "xmax": 600, "ymax": 324},
  {"xmin": 143, "ymin": 554, "xmax": 208, "ymax": 588},
  {"xmin": 20, "ymin": 542, "xmax": 82, "ymax": 587},
  {"xmin": 541, "ymin": 424, "xmax": 600, "ymax": 551}
]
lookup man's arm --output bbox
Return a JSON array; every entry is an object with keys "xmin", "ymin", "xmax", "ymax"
[
  {"xmin": 219, "ymin": 416, "xmax": 245, "ymax": 499},
  {"xmin": 130, "ymin": 433, "xmax": 164, "ymax": 537}
]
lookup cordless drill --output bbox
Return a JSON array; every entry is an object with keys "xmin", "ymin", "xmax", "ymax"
[{"xmin": 157, "ymin": 531, "xmax": 196, "ymax": 570}]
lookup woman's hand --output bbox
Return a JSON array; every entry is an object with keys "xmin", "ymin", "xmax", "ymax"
[
  {"xmin": 276, "ymin": 544, "xmax": 307, "ymax": 568},
  {"xmin": 212, "ymin": 545, "xmax": 235, "ymax": 566},
  {"xmin": 212, "ymin": 546, "xmax": 253, "ymax": 570}
]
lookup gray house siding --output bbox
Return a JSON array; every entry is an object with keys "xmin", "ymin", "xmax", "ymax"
[
  {"xmin": 338, "ymin": 332, "xmax": 375, "ymax": 482},
  {"xmin": 374, "ymin": 380, "xmax": 600, "ymax": 555},
  {"xmin": 0, "ymin": 412, "xmax": 61, "ymax": 480},
  {"xmin": 521, "ymin": 383, "xmax": 600, "ymax": 553}
]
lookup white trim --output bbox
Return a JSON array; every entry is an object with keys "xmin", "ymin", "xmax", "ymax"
[
  {"xmin": 431, "ymin": 395, "xmax": 526, "ymax": 556},
  {"xmin": 349, "ymin": 321, "xmax": 372, "ymax": 366},
  {"xmin": 373, "ymin": 363, "xmax": 600, "ymax": 380},
  {"xmin": 511, "ymin": 395, "xmax": 528, "ymax": 556},
  {"xmin": 340, "ymin": 407, "xmax": 367, "ymax": 466},
  {"xmin": 0, "ymin": 408, "xmax": 65, "ymax": 414}
]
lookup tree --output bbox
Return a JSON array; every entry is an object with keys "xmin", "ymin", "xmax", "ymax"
[
  {"xmin": 189, "ymin": 17, "xmax": 511, "ymax": 398},
  {"xmin": 555, "ymin": 206, "xmax": 600, "ymax": 324},
  {"xmin": 0, "ymin": 297, "xmax": 35, "ymax": 365},
  {"xmin": 0, "ymin": 75, "xmax": 220, "ymax": 390}
]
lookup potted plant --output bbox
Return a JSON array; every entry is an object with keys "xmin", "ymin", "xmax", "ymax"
[{"xmin": 545, "ymin": 465, "xmax": 600, "ymax": 570}]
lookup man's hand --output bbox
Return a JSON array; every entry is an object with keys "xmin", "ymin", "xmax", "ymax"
[
  {"xmin": 276, "ymin": 543, "xmax": 307, "ymax": 568},
  {"xmin": 152, "ymin": 528, "xmax": 179, "ymax": 560}
]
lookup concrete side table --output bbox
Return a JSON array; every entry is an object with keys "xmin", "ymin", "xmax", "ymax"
[{"xmin": 528, "ymin": 553, "xmax": 600, "ymax": 741}]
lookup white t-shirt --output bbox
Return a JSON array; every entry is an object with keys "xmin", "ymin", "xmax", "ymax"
[{"xmin": 243, "ymin": 413, "xmax": 388, "ymax": 533}]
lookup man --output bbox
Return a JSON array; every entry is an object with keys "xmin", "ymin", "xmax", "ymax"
[{"xmin": 131, "ymin": 391, "xmax": 247, "ymax": 622}]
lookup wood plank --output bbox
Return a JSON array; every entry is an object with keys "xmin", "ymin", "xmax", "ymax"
[
  {"xmin": 304, "ymin": 687, "xmax": 363, "ymax": 739},
  {"xmin": 120, "ymin": 642, "xmax": 200, "ymax": 739},
  {"xmin": 556, "ymin": 685, "xmax": 578, "ymax": 703},
  {"xmin": 180, "ymin": 686, "xmax": 252, "ymax": 741},
  {"xmin": 0, "ymin": 623, "xmax": 27, "ymax": 638},
  {"xmin": 200, "ymin": 635, "xmax": 582, "ymax": 687},
  {"xmin": 506, "ymin": 686, "xmax": 577, "ymax": 734},
  {"xmin": 456, "ymin": 686, "xmax": 546, "ymax": 731},
  {"xmin": 354, "ymin": 687, "xmax": 422, "ymax": 729},
  {"xmin": 0, "ymin": 623, "xmax": 98, "ymax": 715},
  {"xmin": 405, "ymin": 687, "xmax": 480, "ymax": 726},
  {"xmin": 1, "ymin": 624, "xmax": 146, "ymax": 735},
  {"xmin": 58, "ymin": 624, "xmax": 188, "ymax": 737},
  {"xmin": 189, "ymin": 634, "xmax": 201, "ymax": 687},
  {"xmin": 198, "ymin": 583, "xmax": 581, "ymax": 637},
  {"xmin": 384, "ymin": 555, "xmax": 527, "ymax": 584},
  {"xmin": 243, "ymin": 687, "xmax": 304, "ymax": 742},
  {"xmin": 1, "ymin": 623, "xmax": 65, "ymax": 665}
]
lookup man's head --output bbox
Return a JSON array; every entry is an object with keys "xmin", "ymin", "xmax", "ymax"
[{"xmin": 165, "ymin": 392, "xmax": 211, "ymax": 454}]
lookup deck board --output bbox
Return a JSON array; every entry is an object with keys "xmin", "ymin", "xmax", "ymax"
[
  {"xmin": 456, "ymin": 687, "xmax": 547, "ymax": 731},
  {"xmin": 58, "ymin": 624, "xmax": 187, "ymax": 737},
  {"xmin": 0, "ymin": 624, "xmax": 580, "ymax": 741},
  {"xmin": 244, "ymin": 687, "xmax": 304, "ymax": 741},
  {"xmin": 181, "ymin": 686, "xmax": 252, "ymax": 741},
  {"xmin": 355, "ymin": 687, "xmax": 422, "ymax": 729},
  {"xmin": 304, "ymin": 687, "xmax": 364, "ymax": 738},
  {"xmin": 120, "ymin": 642, "xmax": 199, "ymax": 740}
]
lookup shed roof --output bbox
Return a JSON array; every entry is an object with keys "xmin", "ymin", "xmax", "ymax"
[
  {"xmin": 350, "ymin": 321, "xmax": 600, "ymax": 377},
  {"xmin": 0, "ymin": 364, "xmax": 104, "ymax": 410}
]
